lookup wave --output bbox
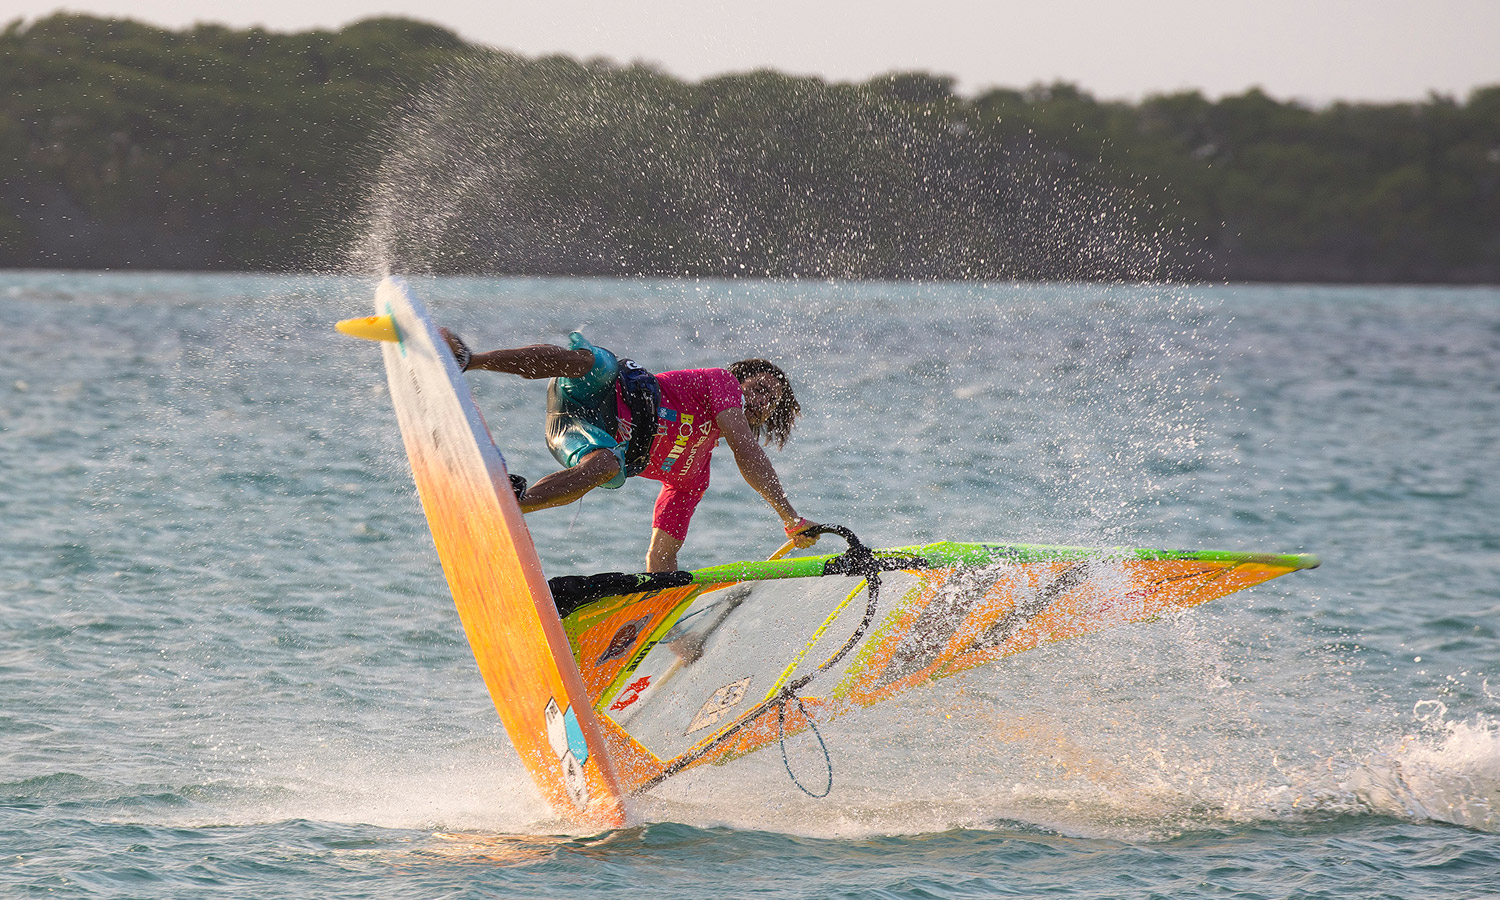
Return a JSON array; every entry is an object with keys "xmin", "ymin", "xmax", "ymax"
[{"xmin": 1348, "ymin": 704, "xmax": 1500, "ymax": 831}]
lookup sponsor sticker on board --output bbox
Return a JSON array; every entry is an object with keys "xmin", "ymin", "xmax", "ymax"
[{"xmin": 544, "ymin": 698, "xmax": 590, "ymax": 807}]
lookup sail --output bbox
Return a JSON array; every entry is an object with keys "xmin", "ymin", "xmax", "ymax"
[{"xmin": 557, "ymin": 542, "xmax": 1319, "ymax": 793}]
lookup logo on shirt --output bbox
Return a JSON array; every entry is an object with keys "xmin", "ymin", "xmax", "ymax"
[{"xmin": 661, "ymin": 413, "xmax": 695, "ymax": 472}]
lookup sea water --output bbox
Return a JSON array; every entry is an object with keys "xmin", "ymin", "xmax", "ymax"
[{"xmin": 2, "ymin": 272, "xmax": 1498, "ymax": 897}]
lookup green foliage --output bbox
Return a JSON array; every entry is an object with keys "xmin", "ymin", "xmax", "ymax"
[
  {"xmin": 0, "ymin": 12, "xmax": 456, "ymax": 267},
  {"xmin": 3, "ymin": 13, "xmax": 1498, "ymax": 280}
]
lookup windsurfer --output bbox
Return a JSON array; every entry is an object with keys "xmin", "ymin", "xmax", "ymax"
[{"xmin": 443, "ymin": 329, "xmax": 819, "ymax": 571}]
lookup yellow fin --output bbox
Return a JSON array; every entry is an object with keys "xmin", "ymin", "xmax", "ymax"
[{"xmin": 336, "ymin": 314, "xmax": 399, "ymax": 343}]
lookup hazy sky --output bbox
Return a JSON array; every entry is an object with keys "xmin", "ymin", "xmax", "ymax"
[{"xmin": 7, "ymin": 0, "xmax": 1499, "ymax": 102}]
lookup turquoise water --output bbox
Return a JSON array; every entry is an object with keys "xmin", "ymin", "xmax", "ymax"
[{"xmin": 3, "ymin": 272, "xmax": 1499, "ymax": 897}]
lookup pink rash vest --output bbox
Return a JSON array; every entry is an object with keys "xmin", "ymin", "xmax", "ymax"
[{"xmin": 616, "ymin": 367, "xmax": 744, "ymax": 540}]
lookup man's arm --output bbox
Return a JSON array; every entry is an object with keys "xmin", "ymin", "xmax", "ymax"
[{"xmin": 717, "ymin": 407, "xmax": 814, "ymax": 544}]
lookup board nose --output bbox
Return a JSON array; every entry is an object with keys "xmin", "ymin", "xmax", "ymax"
[{"xmin": 335, "ymin": 314, "xmax": 399, "ymax": 342}]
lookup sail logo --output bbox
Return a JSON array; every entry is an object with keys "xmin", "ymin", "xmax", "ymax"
[
  {"xmin": 685, "ymin": 676, "xmax": 751, "ymax": 735},
  {"xmin": 609, "ymin": 676, "xmax": 652, "ymax": 711},
  {"xmin": 598, "ymin": 616, "xmax": 650, "ymax": 663}
]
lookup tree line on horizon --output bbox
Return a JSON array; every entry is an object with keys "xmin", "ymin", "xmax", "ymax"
[{"xmin": 2, "ymin": 13, "xmax": 1498, "ymax": 282}]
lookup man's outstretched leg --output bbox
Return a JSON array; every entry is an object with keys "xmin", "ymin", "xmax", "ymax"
[{"xmin": 442, "ymin": 328, "xmax": 594, "ymax": 380}]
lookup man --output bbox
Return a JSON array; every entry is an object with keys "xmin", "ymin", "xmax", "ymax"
[{"xmin": 445, "ymin": 329, "xmax": 819, "ymax": 571}]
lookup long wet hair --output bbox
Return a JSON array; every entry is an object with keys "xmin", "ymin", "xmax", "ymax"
[{"xmin": 728, "ymin": 358, "xmax": 801, "ymax": 450}]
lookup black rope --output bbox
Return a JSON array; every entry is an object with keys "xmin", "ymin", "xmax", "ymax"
[{"xmin": 778, "ymin": 694, "xmax": 832, "ymax": 798}]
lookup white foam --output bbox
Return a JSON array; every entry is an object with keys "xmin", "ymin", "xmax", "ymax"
[{"xmin": 1349, "ymin": 706, "xmax": 1500, "ymax": 831}]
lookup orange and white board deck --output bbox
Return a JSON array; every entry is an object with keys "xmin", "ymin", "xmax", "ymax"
[{"xmin": 344, "ymin": 277, "xmax": 627, "ymax": 828}]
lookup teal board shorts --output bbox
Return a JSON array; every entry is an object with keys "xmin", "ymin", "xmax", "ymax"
[{"xmin": 545, "ymin": 332, "xmax": 628, "ymax": 489}]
